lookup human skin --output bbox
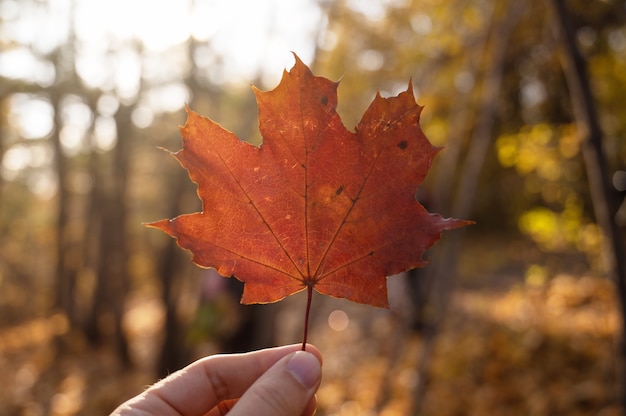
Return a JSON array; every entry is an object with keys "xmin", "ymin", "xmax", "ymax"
[{"xmin": 111, "ymin": 344, "xmax": 323, "ymax": 416}]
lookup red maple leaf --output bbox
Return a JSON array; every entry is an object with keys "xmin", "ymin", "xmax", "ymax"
[{"xmin": 148, "ymin": 55, "xmax": 470, "ymax": 342}]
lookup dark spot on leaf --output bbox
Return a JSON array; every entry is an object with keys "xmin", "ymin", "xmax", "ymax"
[
  {"xmin": 321, "ymin": 96, "xmax": 328, "ymax": 105},
  {"xmin": 335, "ymin": 185, "xmax": 344, "ymax": 196},
  {"xmin": 397, "ymin": 141, "xmax": 408, "ymax": 150}
]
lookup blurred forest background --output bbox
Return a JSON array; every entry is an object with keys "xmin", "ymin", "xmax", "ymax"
[{"xmin": 1, "ymin": 0, "xmax": 626, "ymax": 415}]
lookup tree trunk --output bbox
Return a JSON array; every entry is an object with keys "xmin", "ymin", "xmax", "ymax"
[
  {"xmin": 411, "ymin": 2, "xmax": 523, "ymax": 412},
  {"xmin": 50, "ymin": 90, "xmax": 78, "ymax": 326},
  {"xmin": 549, "ymin": 0, "xmax": 626, "ymax": 409},
  {"xmin": 109, "ymin": 104, "xmax": 132, "ymax": 364},
  {"xmin": 156, "ymin": 167, "xmax": 194, "ymax": 377},
  {"xmin": 84, "ymin": 104, "xmax": 132, "ymax": 365},
  {"xmin": 83, "ymin": 136, "xmax": 105, "ymax": 344}
]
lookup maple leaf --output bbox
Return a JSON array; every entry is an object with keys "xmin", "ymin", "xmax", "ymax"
[{"xmin": 147, "ymin": 54, "xmax": 470, "ymax": 314}]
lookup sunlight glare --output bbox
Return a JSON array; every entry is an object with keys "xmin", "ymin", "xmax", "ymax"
[
  {"xmin": 346, "ymin": 0, "xmax": 386, "ymax": 21},
  {"xmin": 0, "ymin": 0, "xmax": 19, "ymax": 20},
  {"xmin": 75, "ymin": 50, "xmax": 111, "ymax": 90},
  {"xmin": 0, "ymin": 48, "xmax": 56, "ymax": 86},
  {"xmin": 97, "ymin": 94, "xmax": 120, "ymax": 117},
  {"xmin": 60, "ymin": 125, "xmax": 85, "ymax": 156},
  {"xmin": 114, "ymin": 49, "xmax": 142, "ymax": 101},
  {"xmin": 59, "ymin": 96, "xmax": 93, "ymax": 155},
  {"xmin": 411, "ymin": 13, "xmax": 433, "ymax": 35},
  {"xmin": 67, "ymin": 0, "xmax": 323, "ymax": 95},
  {"xmin": 131, "ymin": 107, "xmax": 154, "ymax": 129},
  {"xmin": 8, "ymin": 95, "xmax": 54, "ymax": 139},
  {"xmin": 357, "ymin": 50, "xmax": 384, "ymax": 72},
  {"xmin": 145, "ymin": 83, "xmax": 189, "ymax": 113},
  {"xmin": 94, "ymin": 116, "xmax": 118, "ymax": 151},
  {"xmin": 74, "ymin": 0, "xmax": 188, "ymax": 51},
  {"xmin": 2, "ymin": 145, "xmax": 31, "ymax": 176},
  {"xmin": 61, "ymin": 96, "xmax": 93, "ymax": 128}
]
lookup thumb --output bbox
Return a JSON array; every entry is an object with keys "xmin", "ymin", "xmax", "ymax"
[{"xmin": 229, "ymin": 351, "xmax": 322, "ymax": 416}]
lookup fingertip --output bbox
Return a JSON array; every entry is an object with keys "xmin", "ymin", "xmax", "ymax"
[
  {"xmin": 301, "ymin": 343, "xmax": 323, "ymax": 364},
  {"xmin": 286, "ymin": 351, "xmax": 322, "ymax": 389},
  {"xmin": 224, "ymin": 347, "xmax": 324, "ymax": 416}
]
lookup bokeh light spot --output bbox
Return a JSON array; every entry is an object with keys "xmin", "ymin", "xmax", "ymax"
[{"xmin": 328, "ymin": 309, "xmax": 349, "ymax": 332}]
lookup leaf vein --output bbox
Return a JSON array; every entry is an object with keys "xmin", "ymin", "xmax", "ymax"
[{"xmin": 208, "ymin": 144, "xmax": 305, "ymax": 281}]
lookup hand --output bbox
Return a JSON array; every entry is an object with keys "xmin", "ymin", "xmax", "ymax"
[{"xmin": 111, "ymin": 344, "xmax": 323, "ymax": 416}]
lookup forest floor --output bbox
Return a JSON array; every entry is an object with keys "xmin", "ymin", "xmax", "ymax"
[{"xmin": 0, "ymin": 237, "xmax": 622, "ymax": 415}]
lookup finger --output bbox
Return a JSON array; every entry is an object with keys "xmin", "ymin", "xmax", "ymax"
[
  {"xmin": 111, "ymin": 344, "xmax": 321, "ymax": 416},
  {"xmin": 301, "ymin": 394, "xmax": 317, "ymax": 416},
  {"xmin": 229, "ymin": 350, "xmax": 322, "ymax": 416},
  {"xmin": 205, "ymin": 394, "xmax": 316, "ymax": 416}
]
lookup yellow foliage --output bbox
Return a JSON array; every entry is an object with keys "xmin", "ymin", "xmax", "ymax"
[
  {"xmin": 495, "ymin": 123, "xmax": 579, "ymax": 185},
  {"xmin": 494, "ymin": 122, "xmax": 605, "ymax": 268},
  {"xmin": 518, "ymin": 207, "xmax": 564, "ymax": 250},
  {"xmin": 558, "ymin": 125, "xmax": 581, "ymax": 159},
  {"xmin": 525, "ymin": 264, "xmax": 548, "ymax": 287},
  {"xmin": 517, "ymin": 192, "xmax": 606, "ymax": 271},
  {"xmin": 423, "ymin": 117, "xmax": 448, "ymax": 146},
  {"xmin": 495, "ymin": 135, "xmax": 517, "ymax": 167}
]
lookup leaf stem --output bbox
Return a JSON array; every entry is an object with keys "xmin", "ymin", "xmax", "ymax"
[{"xmin": 301, "ymin": 284, "xmax": 313, "ymax": 351}]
